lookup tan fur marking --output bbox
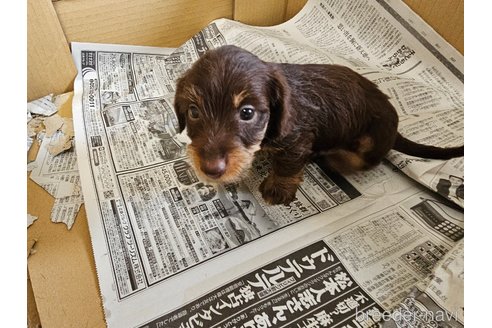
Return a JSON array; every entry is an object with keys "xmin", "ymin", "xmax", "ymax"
[
  {"xmin": 357, "ymin": 135, "xmax": 374, "ymax": 153},
  {"xmin": 221, "ymin": 146, "xmax": 254, "ymax": 183},
  {"xmin": 247, "ymin": 141, "xmax": 262, "ymax": 154},
  {"xmin": 232, "ymin": 90, "xmax": 249, "ymax": 108},
  {"xmin": 326, "ymin": 149, "xmax": 367, "ymax": 174},
  {"xmin": 271, "ymin": 172, "xmax": 304, "ymax": 186},
  {"xmin": 187, "ymin": 143, "xmax": 256, "ymax": 184}
]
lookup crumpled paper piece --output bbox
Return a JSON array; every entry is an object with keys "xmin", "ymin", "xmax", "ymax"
[
  {"xmin": 27, "ymin": 94, "xmax": 57, "ymax": 116},
  {"xmin": 27, "ymin": 214, "xmax": 38, "ymax": 228},
  {"xmin": 27, "ymin": 93, "xmax": 73, "ymax": 154},
  {"xmin": 45, "ymin": 116, "xmax": 75, "ymax": 156},
  {"xmin": 44, "ymin": 114, "xmax": 65, "ymax": 137},
  {"xmin": 28, "ymin": 93, "xmax": 82, "ymax": 229},
  {"xmin": 30, "ymin": 133, "xmax": 83, "ymax": 230},
  {"xmin": 380, "ymin": 240, "xmax": 464, "ymax": 327},
  {"xmin": 27, "ymin": 94, "xmax": 56, "ymax": 152}
]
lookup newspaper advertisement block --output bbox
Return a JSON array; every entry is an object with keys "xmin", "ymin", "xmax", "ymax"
[{"xmin": 71, "ymin": 0, "xmax": 464, "ymax": 327}]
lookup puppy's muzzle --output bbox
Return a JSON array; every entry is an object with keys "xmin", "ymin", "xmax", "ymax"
[{"xmin": 200, "ymin": 156, "xmax": 227, "ymax": 179}]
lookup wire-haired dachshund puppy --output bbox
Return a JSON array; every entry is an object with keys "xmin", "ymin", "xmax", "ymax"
[{"xmin": 174, "ymin": 45, "xmax": 464, "ymax": 205}]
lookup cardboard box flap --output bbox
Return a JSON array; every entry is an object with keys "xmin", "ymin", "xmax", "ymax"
[
  {"xmin": 27, "ymin": 0, "xmax": 77, "ymax": 101},
  {"xmin": 234, "ymin": 0, "xmax": 286, "ymax": 26},
  {"xmin": 53, "ymin": 0, "xmax": 233, "ymax": 47}
]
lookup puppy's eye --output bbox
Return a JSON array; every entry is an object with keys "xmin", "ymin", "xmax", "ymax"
[
  {"xmin": 188, "ymin": 104, "xmax": 200, "ymax": 120},
  {"xmin": 239, "ymin": 105, "xmax": 255, "ymax": 121}
]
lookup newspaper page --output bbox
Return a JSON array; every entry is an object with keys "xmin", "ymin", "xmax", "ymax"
[
  {"xmin": 71, "ymin": 0, "xmax": 464, "ymax": 327},
  {"xmin": 140, "ymin": 186, "xmax": 463, "ymax": 328}
]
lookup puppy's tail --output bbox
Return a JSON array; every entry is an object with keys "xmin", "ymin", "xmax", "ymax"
[{"xmin": 393, "ymin": 133, "xmax": 464, "ymax": 159}]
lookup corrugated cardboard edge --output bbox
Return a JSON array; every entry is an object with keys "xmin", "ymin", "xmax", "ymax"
[
  {"xmin": 27, "ymin": 273, "xmax": 41, "ymax": 328},
  {"xmin": 27, "ymin": 0, "xmax": 77, "ymax": 101},
  {"xmin": 27, "ymin": 239, "xmax": 41, "ymax": 328}
]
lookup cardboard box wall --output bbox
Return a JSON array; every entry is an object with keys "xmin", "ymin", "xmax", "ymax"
[
  {"xmin": 27, "ymin": 0, "xmax": 464, "ymax": 102},
  {"xmin": 27, "ymin": 0, "xmax": 464, "ymax": 327}
]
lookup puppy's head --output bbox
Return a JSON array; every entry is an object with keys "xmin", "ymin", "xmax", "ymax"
[{"xmin": 174, "ymin": 45, "xmax": 292, "ymax": 183}]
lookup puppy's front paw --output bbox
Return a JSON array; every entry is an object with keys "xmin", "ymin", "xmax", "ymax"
[{"xmin": 259, "ymin": 174, "xmax": 300, "ymax": 205}]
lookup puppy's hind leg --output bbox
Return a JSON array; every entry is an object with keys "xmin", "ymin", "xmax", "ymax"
[
  {"xmin": 321, "ymin": 149, "xmax": 369, "ymax": 174},
  {"xmin": 320, "ymin": 135, "xmax": 383, "ymax": 174}
]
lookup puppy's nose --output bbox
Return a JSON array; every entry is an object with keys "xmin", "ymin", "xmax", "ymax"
[{"xmin": 201, "ymin": 157, "xmax": 227, "ymax": 179}]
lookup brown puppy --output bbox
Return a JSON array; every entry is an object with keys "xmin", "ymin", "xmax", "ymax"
[{"xmin": 174, "ymin": 45, "xmax": 463, "ymax": 205}]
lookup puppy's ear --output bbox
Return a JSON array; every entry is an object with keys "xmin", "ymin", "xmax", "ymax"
[
  {"xmin": 174, "ymin": 78, "xmax": 187, "ymax": 133},
  {"xmin": 266, "ymin": 64, "xmax": 293, "ymax": 140}
]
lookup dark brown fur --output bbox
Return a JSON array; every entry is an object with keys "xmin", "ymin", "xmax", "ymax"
[{"xmin": 174, "ymin": 45, "xmax": 464, "ymax": 205}]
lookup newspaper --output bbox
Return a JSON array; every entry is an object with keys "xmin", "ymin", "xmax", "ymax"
[
  {"xmin": 27, "ymin": 94, "xmax": 58, "ymax": 152},
  {"xmin": 141, "ymin": 187, "xmax": 463, "ymax": 328},
  {"xmin": 30, "ymin": 131, "xmax": 84, "ymax": 229},
  {"xmin": 381, "ymin": 239, "xmax": 464, "ymax": 327},
  {"xmin": 28, "ymin": 93, "xmax": 82, "ymax": 229},
  {"xmin": 71, "ymin": 0, "xmax": 464, "ymax": 327}
]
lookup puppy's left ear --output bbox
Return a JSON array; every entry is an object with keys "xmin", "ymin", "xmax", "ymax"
[
  {"xmin": 266, "ymin": 64, "xmax": 293, "ymax": 140},
  {"xmin": 173, "ymin": 77, "xmax": 187, "ymax": 133}
]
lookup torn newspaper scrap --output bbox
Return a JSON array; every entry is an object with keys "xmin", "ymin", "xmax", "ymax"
[
  {"xmin": 43, "ymin": 115, "xmax": 75, "ymax": 156},
  {"xmin": 30, "ymin": 131, "xmax": 83, "ymax": 229},
  {"xmin": 27, "ymin": 214, "xmax": 38, "ymax": 228},
  {"xmin": 27, "ymin": 94, "xmax": 57, "ymax": 117},
  {"xmin": 27, "ymin": 93, "xmax": 72, "ymax": 153}
]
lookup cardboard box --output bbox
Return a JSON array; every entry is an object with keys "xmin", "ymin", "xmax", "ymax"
[{"xmin": 27, "ymin": 1, "xmax": 463, "ymax": 327}]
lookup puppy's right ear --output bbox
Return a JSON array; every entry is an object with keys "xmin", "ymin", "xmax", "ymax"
[
  {"xmin": 174, "ymin": 78, "xmax": 187, "ymax": 133},
  {"xmin": 266, "ymin": 64, "xmax": 293, "ymax": 140}
]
